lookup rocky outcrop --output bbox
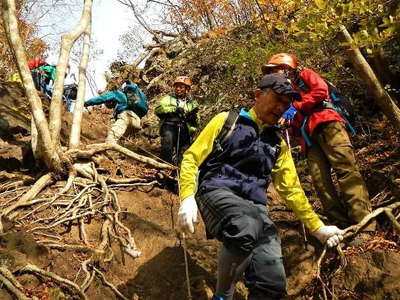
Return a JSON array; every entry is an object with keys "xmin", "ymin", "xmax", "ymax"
[{"xmin": 0, "ymin": 82, "xmax": 31, "ymax": 138}]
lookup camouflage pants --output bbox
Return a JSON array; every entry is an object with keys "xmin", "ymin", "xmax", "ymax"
[
  {"xmin": 106, "ymin": 110, "xmax": 141, "ymax": 143},
  {"xmin": 307, "ymin": 121, "xmax": 374, "ymax": 230}
]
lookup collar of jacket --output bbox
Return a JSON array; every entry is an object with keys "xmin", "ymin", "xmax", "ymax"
[
  {"xmin": 241, "ymin": 108, "xmax": 274, "ymax": 133},
  {"xmin": 171, "ymin": 94, "xmax": 191, "ymax": 102}
]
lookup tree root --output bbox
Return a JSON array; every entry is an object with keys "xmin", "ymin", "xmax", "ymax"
[
  {"xmin": 21, "ymin": 263, "xmax": 87, "ymax": 300},
  {"xmin": 109, "ymin": 180, "xmax": 157, "ymax": 189},
  {"xmin": 0, "ymin": 180, "xmax": 25, "ymax": 193},
  {"xmin": 0, "ymin": 173, "xmax": 53, "ymax": 233},
  {"xmin": 314, "ymin": 202, "xmax": 400, "ymax": 299},
  {"xmin": 93, "ymin": 267, "xmax": 128, "ymax": 300},
  {"xmin": 0, "ymin": 266, "xmax": 30, "ymax": 300},
  {"xmin": 36, "ymin": 242, "xmax": 93, "ymax": 252},
  {"xmin": 106, "ymin": 177, "xmax": 147, "ymax": 184},
  {"xmin": 81, "ymin": 259, "xmax": 94, "ymax": 292},
  {"xmin": 67, "ymin": 142, "xmax": 175, "ymax": 169},
  {"xmin": 28, "ymin": 211, "xmax": 94, "ymax": 233},
  {"xmin": 0, "ymin": 273, "xmax": 31, "ymax": 300},
  {"xmin": 0, "ymin": 145, "xmax": 168, "ymax": 299},
  {"xmin": 344, "ymin": 201, "xmax": 400, "ymax": 237}
]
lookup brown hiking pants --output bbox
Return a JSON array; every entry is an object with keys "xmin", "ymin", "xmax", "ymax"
[{"xmin": 307, "ymin": 121, "xmax": 374, "ymax": 230}]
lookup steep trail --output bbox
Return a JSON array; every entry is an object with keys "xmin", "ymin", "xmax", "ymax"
[{"xmin": 0, "ymin": 26, "xmax": 400, "ymax": 299}]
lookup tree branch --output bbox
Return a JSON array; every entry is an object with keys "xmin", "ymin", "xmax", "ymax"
[
  {"xmin": 69, "ymin": 20, "xmax": 92, "ymax": 149},
  {"xmin": 116, "ymin": 0, "xmax": 164, "ymax": 43},
  {"xmin": 0, "ymin": 173, "xmax": 53, "ymax": 232},
  {"xmin": 67, "ymin": 143, "xmax": 175, "ymax": 169},
  {"xmin": 2, "ymin": 0, "xmax": 60, "ymax": 170},
  {"xmin": 48, "ymin": 0, "xmax": 93, "ymax": 147},
  {"xmin": 22, "ymin": 263, "xmax": 87, "ymax": 300}
]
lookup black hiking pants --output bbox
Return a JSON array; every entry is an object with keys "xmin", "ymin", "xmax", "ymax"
[
  {"xmin": 196, "ymin": 186, "xmax": 287, "ymax": 300},
  {"xmin": 160, "ymin": 122, "xmax": 190, "ymax": 165}
]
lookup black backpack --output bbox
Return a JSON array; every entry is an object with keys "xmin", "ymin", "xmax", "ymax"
[
  {"xmin": 325, "ymin": 80, "xmax": 354, "ymax": 123},
  {"xmin": 63, "ymin": 84, "xmax": 78, "ymax": 100},
  {"xmin": 212, "ymin": 111, "xmax": 239, "ymax": 154},
  {"xmin": 297, "ymin": 79, "xmax": 357, "ymax": 143},
  {"xmin": 297, "ymin": 79, "xmax": 354, "ymax": 122},
  {"xmin": 297, "ymin": 78, "xmax": 356, "ymax": 136}
]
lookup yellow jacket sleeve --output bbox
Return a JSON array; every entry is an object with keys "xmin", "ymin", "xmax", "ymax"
[
  {"xmin": 272, "ymin": 139, "xmax": 324, "ymax": 232},
  {"xmin": 179, "ymin": 112, "xmax": 229, "ymax": 200}
]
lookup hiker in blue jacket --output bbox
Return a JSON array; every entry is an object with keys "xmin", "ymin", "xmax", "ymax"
[{"xmin": 84, "ymin": 82, "xmax": 148, "ymax": 143}]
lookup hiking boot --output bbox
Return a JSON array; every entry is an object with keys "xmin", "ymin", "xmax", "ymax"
[{"xmin": 346, "ymin": 231, "xmax": 374, "ymax": 247}]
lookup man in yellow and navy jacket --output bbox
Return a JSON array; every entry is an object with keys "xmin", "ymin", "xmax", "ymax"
[
  {"xmin": 155, "ymin": 76, "xmax": 199, "ymax": 164},
  {"xmin": 177, "ymin": 73, "xmax": 344, "ymax": 300}
]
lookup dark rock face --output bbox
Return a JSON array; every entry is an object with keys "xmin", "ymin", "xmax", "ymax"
[{"xmin": 0, "ymin": 82, "xmax": 31, "ymax": 138}]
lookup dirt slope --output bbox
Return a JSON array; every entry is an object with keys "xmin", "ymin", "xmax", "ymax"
[
  {"xmin": 0, "ymin": 107, "xmax": 399, "ymax": 299},
  {"xmin": 0, "ymin": 28, "xmax": 400, "ymax": 299},
  {"xmin": 1, "ymin": 177, "xmax": 399, "ymax": 299}
]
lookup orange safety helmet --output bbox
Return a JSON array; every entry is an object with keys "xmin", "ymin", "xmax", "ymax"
[
  {"xmin": 261, "ymin": 53, "xmax": 298, "ymax": 74},
  {"xmin": 173, "ymin": 76, "xmax": 192, "ymax": 87}
]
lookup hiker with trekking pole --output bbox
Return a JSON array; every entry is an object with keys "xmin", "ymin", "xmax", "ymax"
[
  {"xmin": 176, "ymin": 73, "xmax": 344, "ymax": 300},
  {"xmin": 262, "ymin": 53, "xmax": 375, "ymax": 245},
  {"xmin": 155, "ymin": 76, "xmax": 199, "ymax": 165}
]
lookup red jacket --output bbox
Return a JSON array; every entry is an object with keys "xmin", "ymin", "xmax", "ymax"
[
  {"xmin": 291, "ymin": 69, "xmax": 344, "ymax": 151},
  {"xmin": 28, "ymin": 58, "xmax": 46, "ymax": 70}
]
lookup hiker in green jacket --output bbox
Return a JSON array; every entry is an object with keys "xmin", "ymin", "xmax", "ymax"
[
  {"xmin": 155, "ymin": 76, "xmax": 199, "ymax": 164},
  {"xmin": 31, "ymin": 64, "xmax": 56, "ymax": 95}
]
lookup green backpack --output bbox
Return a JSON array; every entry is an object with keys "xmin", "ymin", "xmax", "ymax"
[{"xmin": 124, "ymin": 84, "xmax": 148, "ymax": 118}]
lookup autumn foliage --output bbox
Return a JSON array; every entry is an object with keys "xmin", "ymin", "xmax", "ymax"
[
  {"xmin": 165, "ymin": 0, "xmax": 399, "ymax": 49},
  {"xmin": 0, "ymin": 0, "xmax": 48, "ymax": 80}
]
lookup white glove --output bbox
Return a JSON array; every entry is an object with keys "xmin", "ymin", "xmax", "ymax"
[
  {"xmin": 312, "ymin": 225, "xmax": 344, "ymax": 248},
  {"xmin": 177, "ymin": 195, "xmax": 198, "ymax": 234}
]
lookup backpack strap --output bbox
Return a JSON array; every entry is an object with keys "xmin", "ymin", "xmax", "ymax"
[
  {"xmin": 297, "ymin": 79, "xmax": 308, "ymax": 93},
  {"xmin": 213, "ymin": 111, "xmax": 239, "ymax": 153}
]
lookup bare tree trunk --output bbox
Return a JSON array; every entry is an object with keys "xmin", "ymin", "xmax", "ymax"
[
  {"xmin": 69, "ymin": 22, "xmax": 92, "ymax": 149},
  {"xmin": 31, "ymin": 117, "xmax": 43, "ymax": 161},
  {"xmin": 48, "ymin": 0, "xmax": 93, "ymax": 149},
  {"xmin": 339, "ymin": 25, "xmax": 400, "ymax": 132},
  {"xmin": 371, "ymin": 47, "xmax": 398, "ymax": 91},
  {"xmin": 132, "ymin": 50, "xmax": 150, "ymax": 68},
  {"xmin": 117, "ymin": 0, "xmax": 163, "ymax": 43},
  {"xmin": 2, "ymin": 0, "xmax": 61, "ymax": 170}
]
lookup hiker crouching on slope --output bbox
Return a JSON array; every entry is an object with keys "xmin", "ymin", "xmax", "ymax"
[
  {"xmin": 155, "ymin": 76, "xmax": 199, "ymax": 164},
  {"xmin": 84, "ymin": 81, "xmax": 148, "ymax": 144},
  {"xmin": 177, "ymin": 73, "xmax": 344, "ymax": 300},
  {"xmin": 262, "ymin": 53, "xmax": 375, "ymax": 237}
]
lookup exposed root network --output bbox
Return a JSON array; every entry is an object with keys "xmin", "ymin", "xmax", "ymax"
[{"xmin": 0, "ymin": 143, "xmax": 175, "ymax": 299}]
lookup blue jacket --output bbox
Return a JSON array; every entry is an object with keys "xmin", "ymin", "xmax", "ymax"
[
  {"xmin": 84, "ymin": 83, "xmax": 147, "ymax": 117},
  {"xmin": 198, "ymin": 109, "xmax": 281, "ymax": 205}
]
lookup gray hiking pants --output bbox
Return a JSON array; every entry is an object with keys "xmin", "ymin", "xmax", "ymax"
[
  {"xmin": 106, "ymin": 110, "xmax": 141, "ymax": 143},
  {"xmin": 196, "ymin": 186, "xmax": 286, "ymax": 300}
]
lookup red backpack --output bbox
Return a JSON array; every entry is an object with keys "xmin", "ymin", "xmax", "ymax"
[{"xmin": 28, "ymin": 58, "xmax": 47, "ymax": 70}]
